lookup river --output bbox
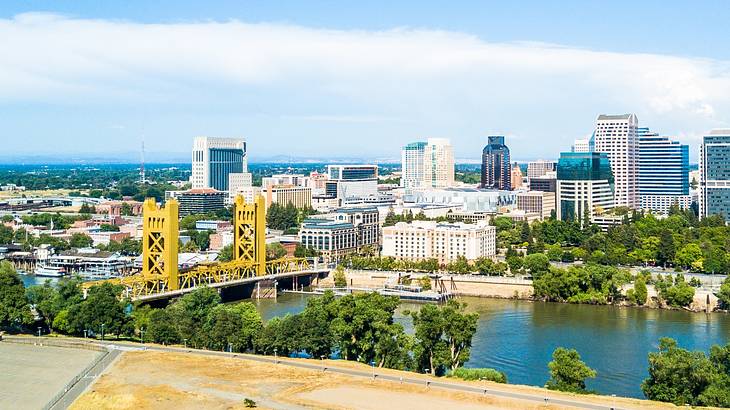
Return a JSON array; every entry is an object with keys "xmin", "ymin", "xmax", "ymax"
[{"xmin": 252, "ymin": 293, "xmax": 730, "ymax": 399}]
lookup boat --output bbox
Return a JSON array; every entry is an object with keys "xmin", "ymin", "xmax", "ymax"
[{"xmin": 35, "ymin": 264, "xmax": 66, "ymax": 277}]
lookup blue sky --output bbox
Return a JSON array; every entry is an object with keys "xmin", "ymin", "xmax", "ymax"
[{"xmin": 1, "ymin": 1, "xmax": 729, "ymax": 161}]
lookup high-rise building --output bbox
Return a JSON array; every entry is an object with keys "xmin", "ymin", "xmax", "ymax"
[
  {"xmin": 510, "ymin": 163, "xmax": 523, "ymax": 189},
  {"xmin": 527, "ymin": 160, "xmax": 556, "ymax": 179},
  {"xmin": 638, "ymin": 128, "xmax": 690, "ymax": 214},
  {"xmin": 481, "ymin": 136, "xmax": 511, "ymax": 190},
  {"xmin": 699, "ymin": 129, "xmax": 730, "ymax": 219},
  {"xmin": 557, "ymin": 152, "xmax": 614, "ymax": 226},
  {"xmin": 264, "ymin": 185, "xmax": 312, "ymax": 209},
  {"xmin": 299, "ymin": 207, "xmax": 379, "ymax": 261},
  {"xmin": 592, "ymin": 114, "xmax": 639, "ymax": 208},
  {"xmin": 401, "ymin": 138, "xmax": 454, "ymax": 190},
  {"xmin": 174, "ymin": 188, "xmax": 227, "ymax": 217},
  {"xmin": 191, "ymin": 137, "xmax": 249, "ymax": 192}
]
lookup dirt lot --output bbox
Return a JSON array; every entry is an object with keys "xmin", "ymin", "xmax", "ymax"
[
  {"xmin": 0, "ymin": 342, "xmax": 101, "ymax": 410},
  {"xmin": 71, "ymin": 350, "xmax": 682, "ymax": 410}
]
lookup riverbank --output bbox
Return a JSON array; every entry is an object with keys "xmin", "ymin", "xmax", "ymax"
[
  {"xmin": 325, "ymin": 269, "xmax": 722, "ymax": 312},
  {"xmin": 57, "ymin": 340, "xmax": 686, "ymax": 410}
]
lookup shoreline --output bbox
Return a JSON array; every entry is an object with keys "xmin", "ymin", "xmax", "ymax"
[{"xmin": 327, "ymin": 269, "xmax": 726, "ymax": 314}]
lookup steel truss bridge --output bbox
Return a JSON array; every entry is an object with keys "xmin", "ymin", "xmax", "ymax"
[{"xmin": 83, "ymin": 195, "xmax": 323, "ymax": 301}]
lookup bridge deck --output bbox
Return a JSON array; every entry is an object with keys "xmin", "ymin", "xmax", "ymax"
[{"xmin": 133, "ymin": 269, "xmax": 329, "ymax": 302}]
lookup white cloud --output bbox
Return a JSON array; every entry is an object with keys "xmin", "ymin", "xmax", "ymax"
[{"xmin": 1, "ymin": 12, "xmax": 729, "ymax": 157}]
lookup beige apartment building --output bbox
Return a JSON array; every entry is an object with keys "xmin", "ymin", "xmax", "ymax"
[
  {"xmin": 382, "ymin": 220, "xmax": 496, "ymax": 264},
  {"xmin": 264, "ymin": 184, "xmax": 312, "ymax": 209}
]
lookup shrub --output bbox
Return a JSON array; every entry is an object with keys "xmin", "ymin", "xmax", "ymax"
[{"xmin": 449, "ymin": 367, "xmax": 507, "ymax": 383}]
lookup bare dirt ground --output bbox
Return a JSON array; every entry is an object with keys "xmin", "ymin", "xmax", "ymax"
[{"xmin": 71, "ymin": 350, "xmax": 685, "ymax": 410}]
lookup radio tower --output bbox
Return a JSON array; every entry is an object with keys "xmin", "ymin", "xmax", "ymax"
[{"xmin": 140, "ymin": 141, "xmax": 146, "ymax": 184}]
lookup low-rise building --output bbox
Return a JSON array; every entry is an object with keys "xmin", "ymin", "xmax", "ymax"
[
  {"xmin": 407, "ymin": 187, "xmax": 515, "ymax": 213},
  {"xmin": 195, "ymin": 220, "xmax": 232, "ymax": 231},
  {"xmin": 264, "ymin": 184, "xmax": 312, "ymax": 209},
  {"xmin": 97, "ymin": 200, "xmax": 143, "ymax": 216},
  {"xmin": 298, "ymin": 207, "xmax": 380, "ymax": 261},
  {"xmin": 172, "ymin": 188, "xmax": 226, "ymax": 216},
  {"xmin": 382, "ymin": 220, "xmax": 496, "ymax": 264},
  {"xmin": 516, "ymin": 191, "xmax": 556, "ymax": 220}
]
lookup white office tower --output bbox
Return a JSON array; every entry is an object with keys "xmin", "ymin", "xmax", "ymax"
[
  {"xmin": 527, "ymin": 160, "xmax": 556, "ymax": 179},
  {"xmin": 592, "ymin": 114, "xmax": 639, "ymax": 208},
  {"xmin": 572, "ymin": 138, "xmax": 591, "ymax": 153},
  {"xmin": 401, "ymin": 138, "xmax": 454, "ymax": 190},
  {"xmin": 191, "ymin": 137, "xmax": 250, "ymax": 192}
]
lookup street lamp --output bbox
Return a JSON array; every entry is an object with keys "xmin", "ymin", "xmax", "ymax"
[
  {"xmin": 274, "ymin": 348, "xmax": 278, "ymax": 364},
  {"xmin": 37, "ymin": 327, "xmax": 42, "ymax": 339},
  {"xmin": 183, "ymin": 338, "xmax": 188, "ymax": 349},
  {"xmin": 370, "ymin": 360, "xmax": 376, "ymax": 380},
  {"xmin": 83, "ymin": 329, "xmax": 87, "ymax": 339},
  {"xmin": 320, "ymin": 355, "xmax": 326, "ymax": 372},
  {"xmin": 140, "ymin": 327, "xmax": 145, "ymax": 345},
  {"xmin": 101, "ymin": 324, "xmax": 105, "ymax": 341}
]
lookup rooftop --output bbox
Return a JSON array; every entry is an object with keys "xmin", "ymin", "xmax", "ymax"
[{"xmin": 597, "ymin": 114, "xmax": 634, "ymax": 121}]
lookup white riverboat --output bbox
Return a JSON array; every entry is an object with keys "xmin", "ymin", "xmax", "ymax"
[{"xmin": 34, "ymin": 264, "xmax": 66, "ymax": 278}]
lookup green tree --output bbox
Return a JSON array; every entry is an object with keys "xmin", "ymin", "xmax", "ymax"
[
  {"xmin": 545, "ymin": 347, "xmax": 597, "ymax": 394},
  {"xmin": 628, "ymin": 276, "xmax": 648, "ymax": 306},
  {"xmin": 411, "ymin": 304, "xmax": 448, "ymax": 375},
  {"xmin": 418, "ymin": 276, "xmax": 432, "ymax": 291},
  {"xmin": 441, "ymin": 300, "xmax": 478, "ymax": 370},
  {"xmin": 0, "ymin": 261, "xmax": 33, "ymax": 329},
  {"xmin": 266, "ymin": 242, "xmax": 288, "ymax": 260},
  {"xmin": 523, "ymin": 253, "xmax": 550, "ymax": 276},
  {"xmin": 169, "ymin": 286, "xmax": 221, "ymax": 347},
  {"xmin": 641, "ymin": 338, "xmax": 717, "ymax": 406},
  {"xmin": 332, "ymin": 265, "xmax": 347, "ymax": 287},
  {"xmin": 657, "ymin": 230, "xmax": 676, "ymax": 267},
  {"xmin": 70, "ymin": 282, "xmax": 129, "ymax": 337},
  {"xmin": 147, "ymin": 308, "xmax": 181, "ymax": 344},
  {"xmin": 218, "ymin": 244, "xmax": 233, "ymax": 262},
  {"xmin": 717, "ymin": 277, "xmax": 730, "ymax": 310},
  {"xmin": 69, "ymin": 233, "xmax": 94, "ymax": 248},
  {"xmin": 449, "ymin": 368, "xmax": 507, "ymax": 383},
  {"xmin": 205, "ymin": 302, "xmax": 263, "ymax": 352},
  {"xmin": 78, "ymin": 203, "xmax": 96, "ymax": 214}
]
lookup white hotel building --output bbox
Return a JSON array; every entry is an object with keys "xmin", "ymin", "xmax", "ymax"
[
  {"xmin": 382, "ymin": 220, "xmax": 496, "ymax": 264},
  {"xmin": 401, "ymin": 138, "xmax": 455, "ymax": 191}
]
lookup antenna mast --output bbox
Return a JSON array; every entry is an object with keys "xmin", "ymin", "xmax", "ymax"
[{"xmin": 140, "ymin": 140, "xmax": 146, "ymax": 184}]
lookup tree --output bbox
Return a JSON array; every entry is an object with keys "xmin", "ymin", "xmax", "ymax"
[
  {"xmin": 660, "ymin": 275, "xmax": 695, "ymax": 308},
  {"xmin": 441, "ymin": 301, "xmax": 478, "ymax": 370},
  {"xmin": 628, "ymin": 276, "xmax": 648, "ymax": 306},
  {"xmin": 70, "ymin": 282, "xmax": 129, "ymax": 337},
  {"xmin": 69, "ymin": 233, "xmax": 94, "ymax": 248},
  {"xmin": 205, "ymin": 302, "xmax": 263, "ymax": 352},
  {"xmin": 718, "ymin": 277, "xmax": 730, "ymax": 310},
  {"xmin": 411, "ymin": 304, "xmax": 448, "ymax": 375},
  {"xmin": 169, "ymin": 286, "xmax": 221, "ymax": 347},
  {"xmin": 294, "ymin": 244, "xmax": 319, "ymax": 258},
  {"xmin": 25, "ymin": 282, "xmax": 58, "ymax": 330},
  {"xmin": 332, "ymin": 265, "xmax": 347, "ymax": 287},
  {"xmin": 523, "ymin": 253, "xmax": 550, "ymax": 276},
  {"xmin": 99, "ymin": 223, "xmax": 120, "ymax": 232},
  {"xmin": 641, "ymin": 338, "xmax": 717, "ymax": 406},
  {"xmin": 418, "ymin": 276, "xmax": 432, "ymax": 291},
  {"xmin": 266, "ymin": 243, "xmax": 288, "ymax": 260},
  {"xmin": 147, "ymin": 308, "xmax": 181, "ymax": 344},
  {"xmin": 674, "ymin": 243, "xmax": 703, "ymax": 270},
  {"xmin": 218, "ymin": 244, "xmax": 233, "ymax": 262},
  {"xmin": 657, "ymin": 230, "xmax": 676, "ymax": 267},
  {"xmin": 0, "ymin": 261, "xmax": 33, "ymax": 329},
  {"xmin": 78, "ymin": 203, "xmax": 96, "ymax": 214},
  {"xmin": 545, "ymin": 347, "xmax": 597, "ymax": 394}
]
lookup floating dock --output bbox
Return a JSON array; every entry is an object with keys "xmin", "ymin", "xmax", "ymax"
[{"xmin": 283, "ymin": 286, "xmax": 453, "ymax": 302}]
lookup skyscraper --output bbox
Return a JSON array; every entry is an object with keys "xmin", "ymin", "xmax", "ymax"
[
  {"xmin": 699, "ymin": 129, "xmax": 730, "ymax": 219},
  {"xmin": 191, "ymin": 137, "xmax": 248, "ymax": 192},
  {"xmin": 572, "ymin": 138, "xmax": 592, "ymax": 153},
  {"xmin": 481, "ymin": 136, "xmax": 511, "ymax": 190},
  {"xmin": 592, "ymin": 114, "xmax": 639, "ymax": 208},
  {"xmin": 638, "ymin": 128, "xmax": 690, "ymax": 214},
  {"xmin": 557, "ymin": 152, "xmax": 614, "ymax": 226},
  {"xmin": 401, "ymin": 138, "xmax": 454, "ymax": 190},
  {"xmin": 510, "ymin": 163, "xmax": 523, "ymax": 190}
]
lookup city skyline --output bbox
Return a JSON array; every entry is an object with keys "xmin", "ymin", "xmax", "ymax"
[{"xmin": 0, "ymin": 2, "xmax": 729, "ymax": 161}]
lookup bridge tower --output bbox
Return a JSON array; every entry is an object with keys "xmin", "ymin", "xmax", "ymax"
[
  {"xmin": 233, "ymin": 194, "xmax": 266, "ymax": 276},
  {"xmin": 142, "ymin": 198, "xmax": 180, "ymax": 290}
]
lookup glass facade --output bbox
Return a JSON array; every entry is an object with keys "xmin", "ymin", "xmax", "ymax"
[
  {"xmin": 701, "ymin": 132, "xmax": 730, "ymax": 219},
  {"xmin": 481, "ymin": 136, "xmax": 511, "ymax": 190},
  {"xmin": 556, "ymin": 152, "xmax": 614, "ymax": 184},
  {"xmin": 638, "ymin": 128, "xmax": 689, "ymax": 196},
  {"xmin": 208, "ymin": 148, "xmax": 244, "ymax": 191}
]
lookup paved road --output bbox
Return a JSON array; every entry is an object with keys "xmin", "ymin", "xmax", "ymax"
[{"xmin": 47, "ymin": 348, "xmax": 122, "ymax": 410}]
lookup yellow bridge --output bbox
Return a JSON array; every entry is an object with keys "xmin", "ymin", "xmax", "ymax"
[{"xmin": 83, "ymin": 195, "xmax": 323, "ymax": 302}]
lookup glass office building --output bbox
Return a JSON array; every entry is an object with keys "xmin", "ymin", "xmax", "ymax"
[
  {"xmin": 556, "ymin": 152, "xmax": 614, "ymax": 224},
  {"xmin": 191, "ymin": 137, "xmax": 247, "ymax": 192},
  {"xmin": 700, "ymin": 129, "xmax": 730, "ymax": 219},
  {"xmin": 481, "ymin": 136, "xmax": 511, "ymax": 190},
  {"xmin": 637, "ymin": 128, "xmax": 690, "ymax": 214}
]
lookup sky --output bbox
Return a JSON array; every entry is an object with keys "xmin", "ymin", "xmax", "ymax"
[{"xmin": 1, "ymin": 1, "xmax": 729, "ymax": 162}]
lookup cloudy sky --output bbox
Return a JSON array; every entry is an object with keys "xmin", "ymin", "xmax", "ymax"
[{"xmin": 1, "ymin": 1, "xmax": 729, "ymax": 162}]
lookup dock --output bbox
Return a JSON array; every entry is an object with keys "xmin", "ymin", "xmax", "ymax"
[{"xmin": 283, "ymin": 286, "xmax": 453, "ymax": 302}]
